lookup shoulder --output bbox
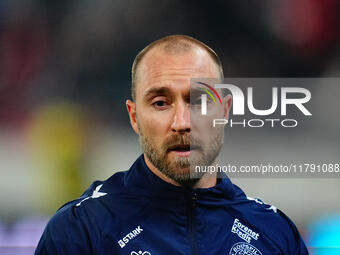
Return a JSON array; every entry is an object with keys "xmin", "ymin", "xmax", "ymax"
[
  {"xmin": 36, "ymin": 171, "xmax": 129, "ymax": 254},
  {"xmin": 231, "ymin": 194, "xmax": 308, "ymax": 254},
  {"xmin": 239, "ymin": 196, "xmax": 296, "ymax": 236},
  {"xmin": 35, "ymin": 191, "xmax": 97, "ymax": 254},
  {"xmin": 38, "ymin": 180, "xmax": 107, "ymax": 242},
  {"xmin": 53, "ymin": 171, "xmax": 128, "ymax": 223}
]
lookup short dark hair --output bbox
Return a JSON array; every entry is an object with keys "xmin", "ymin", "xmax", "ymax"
[{"xmin": 131, "ymin": 35, "xmax": 224, "ymax": 101}]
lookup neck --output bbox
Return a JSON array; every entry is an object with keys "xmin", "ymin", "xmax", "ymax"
[{"xmin": 143, "ymin": 154, "xmax": 217, "ymax": 189}]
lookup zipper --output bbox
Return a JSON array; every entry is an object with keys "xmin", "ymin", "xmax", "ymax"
[{"xmin": 189, "ymin": 191, "xmax": 198, "ymax": 255}]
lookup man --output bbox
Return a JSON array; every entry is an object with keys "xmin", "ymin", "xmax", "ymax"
[{"xmin": 35, "ymin": 35, "xmax": 309, "ymax": 255}]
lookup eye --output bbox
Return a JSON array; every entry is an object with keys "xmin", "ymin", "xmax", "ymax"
[
  {"xmin": 190, "ymin": 96, "xmax": 202, "ymax": 106},
  {"xmin": 152, "ymin": 99, "xmax": 170, "ymax": 109},
  {"xmin": 154, "ymin": 101, "xmax": 166, "ymax": 107}
]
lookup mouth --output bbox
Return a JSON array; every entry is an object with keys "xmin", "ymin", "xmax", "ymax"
[
  {"xmin": 168, "ymin": 144, "xmax": 190, "ymax": 151},
  {"xmin": 167, "ymin": 144, "xmax": 200, "ymax": 157}
]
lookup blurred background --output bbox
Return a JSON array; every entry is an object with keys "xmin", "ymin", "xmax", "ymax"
[{"xmin": 0, "ymin": 0, "xmax": 339, "ymax": 254}]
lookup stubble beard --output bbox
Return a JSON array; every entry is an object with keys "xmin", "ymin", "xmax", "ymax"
[{"xmin": 138, "ymin": 123, "xmax": 224, "ymax": 187}]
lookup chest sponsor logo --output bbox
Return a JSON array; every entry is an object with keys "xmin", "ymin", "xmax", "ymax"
[
  {"xmin": 131, "ymin": 251, "xmax": 151, "ymax": 255},
  {"xmin": 118, "ymin": 226, "xmax": 143, "ymax": 248},
  {"xmin": 231, "ymin": 218, "xmax": 259, "ymax": 243},
  {"xmin": 229, "ymin": 242, "xmax": 262, "ymax": 255}
]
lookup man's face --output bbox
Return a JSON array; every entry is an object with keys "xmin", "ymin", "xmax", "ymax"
[{"xmin": 127, "ymin": 46, "xmax": 230, "ymax": 185}]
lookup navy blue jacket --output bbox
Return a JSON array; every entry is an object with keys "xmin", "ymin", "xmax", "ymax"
[{"xmin": 36, "ymin": 155, "xmax": 309, "ymax": 255}]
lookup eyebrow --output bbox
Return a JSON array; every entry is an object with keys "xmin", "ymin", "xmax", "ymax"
[{"xmin": 143, "ymin": 86, "xmax": 172, "ymax": 99}]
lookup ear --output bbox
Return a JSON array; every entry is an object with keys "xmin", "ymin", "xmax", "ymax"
[
  {"xmin": 126, "ymin": 100, "xmax": 140, "ymax": 135},
  {"xmin": 223, "ymin": 94, "xmax": 232, "ymax": 119}
]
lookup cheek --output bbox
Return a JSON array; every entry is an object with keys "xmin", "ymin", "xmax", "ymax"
[
  {"xmin": 191, "ymin": 105, "xmax": 224, "ymax": 134},
  {"xmin": 137, "ymin": 110, "xmax": 172, "ymax": 137}
]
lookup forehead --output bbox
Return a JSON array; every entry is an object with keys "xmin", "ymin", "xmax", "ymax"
[{"xmin": 135, "ymin": 46, "xmax": 220, "ymax": 98}]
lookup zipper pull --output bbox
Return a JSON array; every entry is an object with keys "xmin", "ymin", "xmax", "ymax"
[{"xmin": 191, "ymin": 191, "xmax": 197, "ymax": 206}]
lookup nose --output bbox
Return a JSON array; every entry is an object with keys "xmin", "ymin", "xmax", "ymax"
[{"xmin": 171, "ymin": 102, "xmax": 190, "ymax": 133}]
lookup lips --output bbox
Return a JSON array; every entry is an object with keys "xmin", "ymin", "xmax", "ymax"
[
  {"xmin": 167, "ymin": 145, "xmax": 190, "ymax": 157},
  {"xmin": 167, "ymin": 143, "xmax": 201, "ymax": 158},
  {"xmin": 168, "ymin": 144, "xmax": 190, "ymax": 152},
  {"xmin": 167, "ymin": 144, "xmax": 200, "ymax": 152}
]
